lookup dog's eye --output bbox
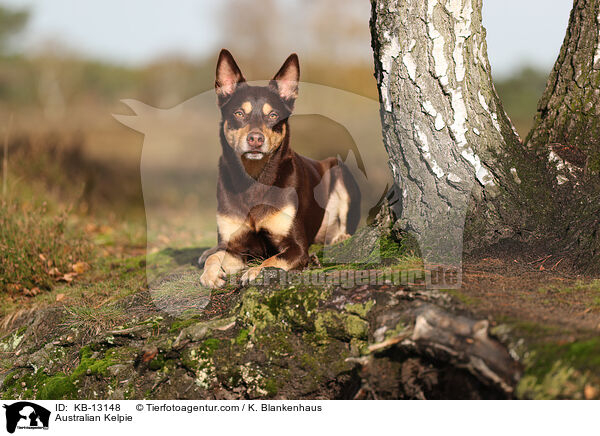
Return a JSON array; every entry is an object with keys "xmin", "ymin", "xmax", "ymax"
[
  {"xmin": 234, "ymin": 110, "xmax": 245, "ymax": 118},
  {"xmin": 268, "ymin": 111, "xmax": 279, "ymax": 121}
]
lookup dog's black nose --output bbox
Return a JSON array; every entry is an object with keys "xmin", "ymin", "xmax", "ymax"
[{"xmin": 246, "ymin": 132, "xmax": 265, "ymax": 148}]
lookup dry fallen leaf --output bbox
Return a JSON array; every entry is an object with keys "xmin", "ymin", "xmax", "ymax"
[
  {"xmin": 58, "ymin": 272, "xmax": 77, "ymax": 283},
  {"xmin": 48, "ymin": 267, "xmax": 61, "ymax": 276},
  {"xmin": 38, "ymin": 253, "xmax": 47, "ymax": 262},
  {"xmin": 141, "ymin": 347, "xmax": 159, "ymax": 363},
  {"xmin": 100, "ymin": 225, "xmax": 114, "ymax": 234},
  {"xmin": 23, "ymin": 287, "xmax": 41, "ymax": 297},
  {"xmin": 584, "ymin": 384, "xmax": 598, "ymax": 400},
  {"xmin": 72, "ymin": 261, "xmax": 89, "ymax": 274},
  {"xmin": 7, "ymin": 284, "xmax": 21, "ymax": 292},
  {"xmin": 56, "ymin": 293, "xmax": 66, "ymax": 302}
]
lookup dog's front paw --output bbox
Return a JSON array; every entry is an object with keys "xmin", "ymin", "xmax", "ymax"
[
  {"xmin": 200, "ymin": 266, "xmax": 226, "ymax": 288},
  {"xmin": 240, "ymin": 266, "xmax": 262, "ymax": 286}
]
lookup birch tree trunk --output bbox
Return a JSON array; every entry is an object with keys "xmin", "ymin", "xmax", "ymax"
[
  {"xmin": 370, "ymin": 0, "xmax": 600, "ymax": 273},
  {"xmin": 526, "ymin": 0, "xmax": 600, "ymax": 268},
  {"xmin": 370, "ymin": 0, "xmax": 521, "ymax": 278}
]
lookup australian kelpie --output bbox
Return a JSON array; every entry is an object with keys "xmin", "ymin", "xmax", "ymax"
[{"xmin": 199, "ymin": 49, "xmax": 361, "ymax": 288}]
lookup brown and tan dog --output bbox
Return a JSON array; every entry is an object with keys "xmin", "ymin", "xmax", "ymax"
[{"xmin": 199, "ymin": 49, "xmax": 360, "ymax": 288}]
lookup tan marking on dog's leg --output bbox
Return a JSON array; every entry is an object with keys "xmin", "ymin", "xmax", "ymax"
[
  {"xmin": 329, "ymin": 180, "xmax": 351, "ymax": 244},
  {"xmin": 221, "ymin": 251, "xmax": 245, "ymax": 274},
  {"xmin": 262, "ymin": 103, "xmax": 273, "ymax": 115},
  {"xmin": 316, "ymin": 176, "xmax": 352, "ymax": 245},
  {"xmin": 337, "ymin": 185, "xmax": 349, "ymax": 232},
  {"xmin": 240, "ymin": 255, "xmax": 292, "ymax": 285},
  {"xmin": 258, "ymin": 204, "xmax": 296, "ymax": 243},
  {"xmin": 241, "ymin": 101, "xmax": 252, "ymax": 114},
  {"xmin": 217, "ymin": 214, "xmax": 249, "ymax": 243},
  {"xmin": 261, "ymin": 256, "xmax": 292, "ymax": 270}
]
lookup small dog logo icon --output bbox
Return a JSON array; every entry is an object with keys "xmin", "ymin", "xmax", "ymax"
[{"xmin": 2, "ymin": 402, "xmax": 50, "ymax": 433}]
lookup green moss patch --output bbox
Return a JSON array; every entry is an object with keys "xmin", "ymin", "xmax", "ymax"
[
  {"xmin": 517, "ymin": 337, "xmax": 600, "ymax": 399},
  {"xmin": 1, "ymin": 344, "xmax": 137, "ymax": 400}
]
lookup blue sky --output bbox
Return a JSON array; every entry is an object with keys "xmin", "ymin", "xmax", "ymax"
[
  {"xmin": 1, "ymin": 0, "xmax": 573, "ymax": 77},
  {"xmin": 483, "ymin": 0, "xmax": 572, "ymax": 76},
  {"xmin": 1, "ymin": 0, "xmax": 221, "ymax": 63}
]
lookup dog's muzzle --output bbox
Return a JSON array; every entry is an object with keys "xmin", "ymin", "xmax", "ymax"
[{"xmin": 244, "ymin": 131, "xmax": 267, "ymax": 159}]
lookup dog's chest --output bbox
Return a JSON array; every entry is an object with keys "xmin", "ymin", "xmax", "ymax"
[{"xmin": 217, "ymin": 204, "xmax": 297, "ymax": 244}]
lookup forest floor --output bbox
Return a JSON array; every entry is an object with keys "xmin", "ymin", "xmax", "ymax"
[
  {"xmin": 4, "ymin": 223, "xmax": 599, "ymax": 341},
  {"xmin": 463, "ymin": 242, "xmax": 600, "ymax": 335},
  {"xmin": 2, "ymin": 223, "xmax": 600, "ymax": 399},
  {"xmin": 2, "ymin": 132, "xmax": 600, "ymax": 400}
]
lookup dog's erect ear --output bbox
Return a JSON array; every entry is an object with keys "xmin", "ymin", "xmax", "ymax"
[
  {"xmin": 271, "ymin": 53, "xmax": 300, "ymax": 105},
  {"xmin": 215, "ymin": 49, "xmax": 245, "ymax": 101}
]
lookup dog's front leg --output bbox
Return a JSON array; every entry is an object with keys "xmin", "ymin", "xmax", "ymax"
[
  {"xmin": 240, "ymin": 242, "xmax": 308, "ymax": 286},
  {"xmin": 200, "ymin": 249, "xmax": 245, "ymax": 288}
]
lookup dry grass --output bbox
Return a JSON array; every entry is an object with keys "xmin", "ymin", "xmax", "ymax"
[{"xmin": 0, "ymin": 200, "xmax": 90, "ymax": 294}]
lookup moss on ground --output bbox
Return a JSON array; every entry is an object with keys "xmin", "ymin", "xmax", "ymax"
[
  {"xmin": 0, "ymin": 326, "xmax": 27, "ymax": 353},
  {"xmin": 309, "ymin": 230, "xmax": 422, "ymax": 271},
  {"xmin": 486, "ymin": 317, "xmax": 600, "ymax": 399},
  {"xmin": 440, "ymin": 289, "xmax": 483, "ymax": 307},
  {"xmin": 517, "ymin": 337, "xmax": 600, "ymax": 399},
  {"xmin": 345, "ymin": 300, "xmax": 375, "ymax": 319},
  {"xmin": 1, "ymin": 344, "xmax": 138, "ymax": 400}
]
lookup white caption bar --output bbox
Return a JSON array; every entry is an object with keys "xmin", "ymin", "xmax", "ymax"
[{"xmin": 0, "ymin": 400, "xmax": 595, "ymax": 436}]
